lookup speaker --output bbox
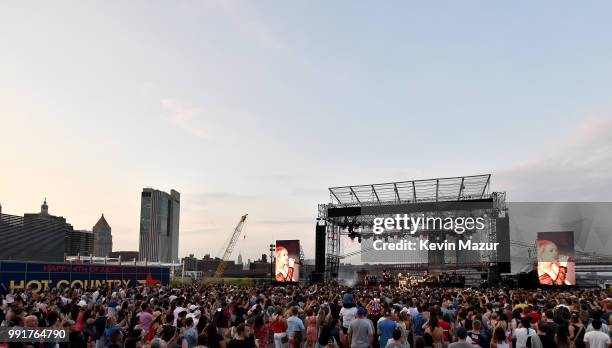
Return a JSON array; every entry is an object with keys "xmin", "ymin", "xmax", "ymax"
[
  {"xmin": 310, "ymin": 272, "xmax": 324, "ymax": 283},
  {"xmin": 315, "ymin": 223, "xmax": 326, "ymax": 274},
  {"xmin": 496, "ymin": 217, "xmax": 511, "ymax": 274}
]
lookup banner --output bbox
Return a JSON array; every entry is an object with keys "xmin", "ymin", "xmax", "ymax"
[{"xmin": 0, "ymin": 261, "xmax": 170, "ymax": 293}]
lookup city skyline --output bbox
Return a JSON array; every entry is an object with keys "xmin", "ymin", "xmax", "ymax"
[{"xmin": 2, "ymin": 2, "xmax": 612, "ymax": 262}]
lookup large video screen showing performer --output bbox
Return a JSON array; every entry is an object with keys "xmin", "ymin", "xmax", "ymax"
[
  {"xmin": 537, "ymin": 231, "xmax": 576, "ymax": 286},
  {"xmin": 275, "ymin": 240, "xmax": 300, "ymax": 282}
]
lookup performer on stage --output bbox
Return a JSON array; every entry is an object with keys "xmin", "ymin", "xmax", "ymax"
[
  {"xmin": 537, "ymin": 240, "xmax": 572, "ymax": 285},
  {"xmin": 382, "ymin": 269, "xmax": 392, "ymax": 285},
  {"xmin": 275, "ymin": 246, "xmax": 296, "ymax": 282}
]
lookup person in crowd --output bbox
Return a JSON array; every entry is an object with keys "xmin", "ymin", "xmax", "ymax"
[
  {"xmin": 146, "ymin": 311, "xmax": 163, "ymax": 343},
  {"xmin": 397, "ymin": 311, "xmax": 413, "ymax": 347},
  {"xmin": 469, "ymin": 320, "xmax": 490, "ymax": 348},
  {"xmin": 228, "ymin": 324, "xmax": 254, "ymax": 348},
  {"xmin": 424, "ymin": 316, "xmax": 444, "ymax": 348},
  {"xmin": 385, "ymin": 328, "xmax": 409, "ymax": 348},
  {"xmin": 287, "ymin": 306, "xmax": 305, "ymax": 348},
  {"xmin": 378, "ymin": 308, "xmax": 398, "ymax": 348},
  {"xmin": 448, "ymin": 327, "xmax": 473, "ymax": 348},
  {"xmin": 348, "ymin": 307, "xmax": 373, "ymax": 348},
  {"xmin": 272, "ymin": 307, "xmax": 288, "ymax": 348},
  {"xmin": 515, "ymin": 317, "xmax": 537, "ymax": 348},
  {"xmin": 412, "ymin": 305, "xmax": 428, "ymax": 339},
  {"xmin": 556, "ymin": 324, "xmax": 570, "ymax": 348},
  {"xmin": 305, "ymin": 308, "xmax": 318, "ymax": 348},
  {"xmin": 124, "ymin": 324, "xmax": 143, "ymax": 348},
  {"xmin": 586, "ymin": 311, "xmax": 609, "ymax": 335},
  {"xmin": 206, "ymin": 323, "xmax": 227, "ymax": 348},
  {"xmin": 528, "ymin": 320, "xmax": 556, "ymax": 348},
  {"xmin": 583, "ymin": 320, "xmax": 610, "ymax": 348},
  {"xmin": 569, "ymin": 312, "xmax": 586, "ymax": 348},
  {"xmin": 491, "ymin": 326, "xmax": 510, "ymax": 348},
  {"xmin": 139, "ymin": 303, "xmax": 153, "ymax": 339},
  {"xmin": 340, "ymin": 298, "xmax": 358, "ymax": 346}
]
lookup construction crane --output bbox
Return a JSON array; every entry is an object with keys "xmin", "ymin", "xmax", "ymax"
[{"xmin": 214, "ymin": 214, "xmax": 248, "ymax": 278}]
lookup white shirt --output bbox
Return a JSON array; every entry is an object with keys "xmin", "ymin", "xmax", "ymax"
[
  {"xmin": 587, "ymin": 323, "xmax": 610, "ymax": 335},
  {"xmin": 340, "ymin": 307, "xmax": 358, "ymax": 328},
  {"xmin": 408, "ymin": 307, "xmax": 419, "ymax": 318},
  {"xmin": 186, "ymin": 313, "xmax": 199, "ymax": 327},
  {"xmin": 584, "ymin": 330, "xmax": 610, "ymax": 348},
  {"xmin": 514, "ymin": 328, "xmax": 536, "ymax": 348}
]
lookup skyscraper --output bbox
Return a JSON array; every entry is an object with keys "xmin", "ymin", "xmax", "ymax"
[
  {"xmin": 138, "ymin": 188, "xmax": 180, "ymax": 263},
  {"xmin": 0, "ymin": 199, "xmax": 72, "ymax": 262},
  {"xmin": 93, "ymin": 214, "xmax": 112, "ymax": 257}
]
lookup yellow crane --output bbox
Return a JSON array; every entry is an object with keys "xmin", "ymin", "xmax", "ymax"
[{"xmin": 214, "ymin": 214, "xmax": 248, "ymax": 277}]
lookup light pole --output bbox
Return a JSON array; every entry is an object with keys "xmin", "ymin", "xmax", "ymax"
[{"xmin": 269, "ymin": 244, "xmax": 275, "ymax": 284}]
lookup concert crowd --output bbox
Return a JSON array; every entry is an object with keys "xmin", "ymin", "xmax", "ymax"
[{"xmin": 1, "ymin": 282, "xmax": 611, "ymax": 348}]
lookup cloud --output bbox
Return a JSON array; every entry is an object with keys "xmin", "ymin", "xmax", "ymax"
[
  {"xmin": 185, "ymin": 192, "xmax": 256, "ymax": 207},
  {"xmin": 496, "ymin": 118, "xmax": 612, "ymax": 201},
  {"xmin": 212, "ymin": 1, "xmax": 283, "ymax": 50},
  {"xmin": 161, "ymin": 98, "xmax": 207, "ymax": 138}
]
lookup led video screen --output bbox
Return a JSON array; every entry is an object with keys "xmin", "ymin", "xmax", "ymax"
[
  {"xmin": 275, "ymin": 240, "xmax": 300, "ymax": 282},
  {"xmin": 537, "ymin": 231, "xmax": 575, "ymax": 286}
]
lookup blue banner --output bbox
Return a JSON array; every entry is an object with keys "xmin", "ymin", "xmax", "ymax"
[{"xmin": 0, "ymin": 261, "xmax": 170, "ymax": 292}]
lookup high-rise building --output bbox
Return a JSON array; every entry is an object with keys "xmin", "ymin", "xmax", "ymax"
[
  {"xmin": 65, "ymin": 230, "xmax": 94, "ymax": 256},
  {"xmin": 138, "ymin": 188, "xmax": 180, "ymax": 263},
  {"xmin": 93, "ymin": 214, "xmax": 112, "ymax": 257},
  {"xmin": 0, "ymin": 200, "xmax": 72, "ymax": 262}
]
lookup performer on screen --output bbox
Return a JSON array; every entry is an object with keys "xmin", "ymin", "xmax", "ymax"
[
  {"xmin": 275, "ymin": 246, "xmax": 296, "ymax": 282},
  {"xmin": 537, "ymin": 240, "xmax": 571, "ymax": 285}
]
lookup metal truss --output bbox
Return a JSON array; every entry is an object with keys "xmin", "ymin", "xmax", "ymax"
[
  {"xmin": 319, "ymin": 175, "xmax": 507, "ymax": 280},
  {"xmin": 329, "ymin": 174, "xmax": 491, "ymax": 206}
]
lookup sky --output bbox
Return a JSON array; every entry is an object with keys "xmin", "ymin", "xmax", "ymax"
[{"xmin": 1, "ymin": 1, "xmax": 612, "ymax": 263}]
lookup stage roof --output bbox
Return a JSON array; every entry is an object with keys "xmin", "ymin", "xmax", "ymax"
[{"xmin": 329, "ymin": 174, "xmax": 491, "ymax": 205}]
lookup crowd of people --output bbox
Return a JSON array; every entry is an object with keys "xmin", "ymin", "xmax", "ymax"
[{"xmin": 1, "ymin": 283, "xmax": 611, "ymax": 348}]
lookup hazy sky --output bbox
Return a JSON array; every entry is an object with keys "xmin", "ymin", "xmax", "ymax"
[{"xmin": 1, "ymin": 1, "xmax": 612, "ymax": 262}]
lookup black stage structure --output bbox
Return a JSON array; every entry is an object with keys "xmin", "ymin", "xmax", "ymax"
[{"xmin": 313, "ymin": 174, "xmax": 511, "ymax": 284}]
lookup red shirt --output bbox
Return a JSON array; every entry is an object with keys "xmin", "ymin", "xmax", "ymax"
[
  {"xmin": 271, "ymin": 319, "xmax": 287, "ymax": 334},
  {"xmin": 526, "ymin": 311, "xmax": 541, "ymax": 324},
  {"xmin": 439, "ymin": 320, "xmax": 452, "ymax": 342}
]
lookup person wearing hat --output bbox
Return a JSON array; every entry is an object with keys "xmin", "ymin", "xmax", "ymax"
[
  {"xmin": 76, "ymin": 300, "xmax": 88, "ymax": 332},
  {"xmin": 147, "ymin": 311, "xmax": 163, "ymax": 342},
  {"xmin": 348, "ymin": 307, "xmax": 373, "ymax": 348},
  {"xmin": 187, "ymin": 306, "xmax": 201, "ymax": 327}
]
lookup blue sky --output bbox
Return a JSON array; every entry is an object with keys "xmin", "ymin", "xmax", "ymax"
[{"xmin": 1, "ymin": 1, "xmax": 612, "ymax": 262}]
